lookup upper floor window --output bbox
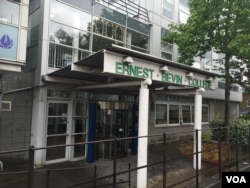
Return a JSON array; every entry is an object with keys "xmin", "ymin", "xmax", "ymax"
[
  {"xmin": 0, "ymin": 0, "xmax": 19, "ymax": 25},
  {"xmin": 161, "ymin": 28, "xmax": 173, "ymax": 60},
  {"xmin": 179, "ymin": 0, "xmax": 189, "ymax": 13},
  {"xmin": 163, "ymin": 0, "xmax": 174, "ymax": 20}
]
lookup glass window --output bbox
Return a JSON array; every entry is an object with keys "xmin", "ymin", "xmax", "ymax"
[
  {"xmin": 161, "ymin": 28, "xmax": 173, "ymax": 60},
  {"xmin": 127, "ymin": 17, "xmax": 150, "ymax": 35},
  {"xmin": 202, "ymin": 106, "xmax": 208, "ymax": 122},
  {"xmin": 179, "ymin": 10, "xmax": 189, "ymax": 23},
  {"xmin": 93, "ymin": 17, "xmax": 125, "ymax": 42},
  {"xmin": 29, "ymin": 0, "xmax": 40, "ymax": 14},
  {"xmin": 73, "ymin": 100, "xmax": 88, "ymax": 116},
  {"xmin": 169, "ymin": 105, "xmax": 179, "ymax": 124},
  {"xmin": 0, "ymin": 0, "xmax": 19, "ymax": 25},
  {"xmin": 155, "ymin": 104, "xmax": 167, "ymax": 124},
  {"xmin": 169, "ymin": 95, "xmax": 180, "ymax": 102},
  {"xmin": 127, "ymin": 29, "xmax": 149, "ymax": 52},
  {"xmin": 161, "ymin": 51, "xmax": 172, "ymax": 60},
  {"xmin": 72, "ymin": 117, "xmax": 87, "ymax": 133},
  {"xmin": 181, "ymin": 105, "xmax": 191, "ymax": 123},
  {"xmin": 94, "ymin": 3, "xmax": 126, "ymax": 26},
  {"xmin": 163, "ymin": 0, "xmax": 174, "ymax": 19},
  {"xmin": 49, "ymin": 22, "xmax": 90, "ymax": 51},
  {"xmin": 50, "ymin": 0, "xmax": 91, "ymax": 31},
  {"xmin": 26, "ymin": 45, "xmax": 38, "ymax": 69},
  {"xmin": 247, "ymin": 100, "xmax": 250, "ymax": 107},
  {"xmin": 179, "ymin": 0, "xmax": 189, "ymax": 13},
  {"xmin": 156, "ymin": 94, "xmax": 168, "ymax": 101},
  {"xmin": 61, "ymin": 0, "xmax": 92, "ymax": 13},
  {"xmin": 191, "ymin": 106, "xmax": 209, "ymax": 123},
  {"xmin": 47, "ymin": 89, "xmax": 71, "ymax": 98},
  {"xmin": 92, "ymin": 34, "xmax": 123, "ymax": 52}
]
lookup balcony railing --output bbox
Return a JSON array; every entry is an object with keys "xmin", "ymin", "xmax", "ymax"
[{"xmin": 48, "ymin": 43, "xmax": 91, "ymax": 69}]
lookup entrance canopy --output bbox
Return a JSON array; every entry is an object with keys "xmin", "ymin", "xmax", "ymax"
[{"xmin": 43, "ymin": 44, "xmax": 220, "ymax": 94}]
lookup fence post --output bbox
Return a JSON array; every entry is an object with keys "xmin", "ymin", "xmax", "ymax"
[
  {"xmin": 195, "ymin": 129, "xmax": 199, "ymax": 188},
  {"xmin": 113, "ymin": 138, "xmax": 118, "ymax": 188},
  {"xmin": 27, "ymin": 146, "xmax": 35, "ymax": 188},
  {"xmin": 235, "ymin": 125, "xmax": 239, "ymax": 171},
  {"xmin": 128, "ymin": 163, "xmax": 131, "ymax": 188},
  {"xmin": 162, "ymin": 132, "xmax": 167, "ymax": 188},
  {"xmin": 94, "ymin": 165, "xmax": 97, "ymax": 188},
  {"xmin": 218, "ymin": 127, "xmax": 222, "ymax": 180},
  {"xmin": 248, "ymin": 124, "xmax": 250, "ymax": 164},
  {"xmin": 46, "ymin": 169, "xmax": 50, "ymax": 188}
]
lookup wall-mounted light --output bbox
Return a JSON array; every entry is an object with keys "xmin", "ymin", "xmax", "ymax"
[
  {"xmin": 159, "ymin": 65, "xmax": 168, "ymax": 72},
  {"xmin": 186, "ymin": 72, "xmax": 194, "ymax": 78},
  {"xmin": 122, "ymin": 56, "xmax": 134, "ymax": 64}
]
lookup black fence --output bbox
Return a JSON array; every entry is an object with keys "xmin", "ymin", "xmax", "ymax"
[{"xmin": 0, "ymin": 125, "xmax": 250, "ymax": 188}]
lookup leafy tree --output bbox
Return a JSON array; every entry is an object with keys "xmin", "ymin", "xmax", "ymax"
[{"xmin": 164, "ymin": 0, "xmax": 250, "ymax": 141}]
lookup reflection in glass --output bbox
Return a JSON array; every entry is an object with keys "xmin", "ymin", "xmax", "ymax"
[
  {"xmin": 0, "ymin": 0, "xmax": 19, "ymax": 25},
  {"xmin": 155, "ymin": 104, "xmax": 167, "ymax": 124},
  {"xmin": 48, "ymin": 103, "xmax": 67, "ymax": 116},
  {"xmin": 50, "ymin": 0, "xmax": 91, "ymax": 31},
  {"xmin": 72, "ymin": 117, "xmax": 87, "ymax": 133},
  {"xmin": 94, "ymin": 3, "xmax": 126, "ymax": 26},
  {"xmin": 47, "ymin": 117, "xmax": 67, "ymax": 135},
  {"xmin": 50, "ymin": 22, "xmax": 90, "ymax": 50},
  {"xmin": 93, "ymin": 17, "xmax": 125, "ymax": 43},
  {"xmin": 169, "ymin": 105, "xmax": 179, "ymax": 124},
  {"xmin": 72, "ymin": 134, "xmax": 86, "ymax": 157},
  {"xmin": 92, "ymin": 34, "xmax": 122, "ymax": 52},
  {"xmin": 107, "ymin": 23, "xmax": 113, "ymax": 37},
  {"xmin": 74, "ymin": 100, "xmax": 88, "ymax": 116},
  {"xmin": 181, "ymin": 105, "xmax": 191, "ymax": 123},
  {"xmin": 127, "ymin": 29, "xmax": 149, "ymax": 52},
  {"xmin": 46, "ymin": 136, "xmax": 66, "ymax": 160},
  {"xmin": 163, "ymin": 0, "xmax": 174, "ymax": 19},
  {"xmin": 202, "ymin": 106, "xmax": 208, "ymax": 122}
]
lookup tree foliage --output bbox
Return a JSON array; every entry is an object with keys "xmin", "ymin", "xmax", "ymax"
[{"xmin": 164, "ymin": 0, "xmax": 250, "ymax": 141}]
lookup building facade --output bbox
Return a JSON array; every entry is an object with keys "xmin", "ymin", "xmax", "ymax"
[{"xmin": 0, "ymin": 0, "xmax": 242, "ymax": 166}]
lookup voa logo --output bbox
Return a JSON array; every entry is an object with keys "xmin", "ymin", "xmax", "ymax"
[{"xmin": 226, "ymin": 176, "xmax": 246, "ymax": 184}]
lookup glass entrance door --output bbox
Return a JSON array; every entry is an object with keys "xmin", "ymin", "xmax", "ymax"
[
  {"xmin": 95, "ymin": 102, "xmax": 129, "ymax": 159},
  {"xmin": 46, "ymin": 101, "xmax": 69, "ymax": 162}
]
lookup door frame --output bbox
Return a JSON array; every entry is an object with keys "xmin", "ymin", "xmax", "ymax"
[{"xmin": 45, "ymin": 100, "xmax": 72, "ymax": 164}]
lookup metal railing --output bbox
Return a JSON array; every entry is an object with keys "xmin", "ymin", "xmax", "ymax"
[
  {"xmin": 48, "ymin": 43, "xmax": 91, "ymax": 69},
  {"xmin": 0, "ymin": 125, "xmax": 250, "ymax": 188}
]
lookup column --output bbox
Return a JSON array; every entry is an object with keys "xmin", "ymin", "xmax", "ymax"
[
  {"xmin": 137, "ymin": 79, "xmax": 152, "ymax": 188},
  {"xmin": 193, "ymin": 88, "xmax": 205, "ymax": 170}
]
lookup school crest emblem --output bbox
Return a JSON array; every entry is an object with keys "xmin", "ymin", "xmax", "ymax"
[{"xmin": 0, "ymin": 34, "xmax": 13, "ymax": 49}]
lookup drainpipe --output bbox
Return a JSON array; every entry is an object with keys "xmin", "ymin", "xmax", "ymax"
[
  {"xmin": 193, "ymin": 88, "xmax": 205, "ymax": 170},
  {"xmin": 137, "ymin": 79, "xmax": 152, "ymax": 188}
]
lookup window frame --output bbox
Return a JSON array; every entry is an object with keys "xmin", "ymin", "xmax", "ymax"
[{"xmin": 154, "ymin": 95, "xmax": 209, "ymax": 127}]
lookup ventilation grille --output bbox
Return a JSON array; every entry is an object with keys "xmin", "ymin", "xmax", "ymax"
[{"xmin": 1, "ymin": 101, "xmax": 12, "ymax": 111}]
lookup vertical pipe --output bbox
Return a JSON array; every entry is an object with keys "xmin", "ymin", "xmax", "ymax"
[
  {"xmin": 113, "ymin": 138, "xmax": 117, "ymax": 188},
  {"xmin": 27, "ymin": 146, "xmax": 35, "ymax": 188},
  {"xmin": 162, "ymin": 132, "xmax": 167, "ymax": 188},
  {"xmin": 235, "ymin": 125, "xmax": 239, "ymax": 171},
  {"xmin": 137, "ymin": 79, "xmax": 151, "ymax": 188},
  {"xmin": 195, "ymin": 129, "xmax": 199, "ymax": 188},
  {"xmin": 218, "ymin": 127, "xmax": 222, "ymax": 180},
  {"xmin": 193, "ymin": 88, "xmax": 204, "ymax": 170}
]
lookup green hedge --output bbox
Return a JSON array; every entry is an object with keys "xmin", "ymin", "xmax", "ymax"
[{"xmin": 209, "ymin": 118, "xmax": 250, "ymax": 144}]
